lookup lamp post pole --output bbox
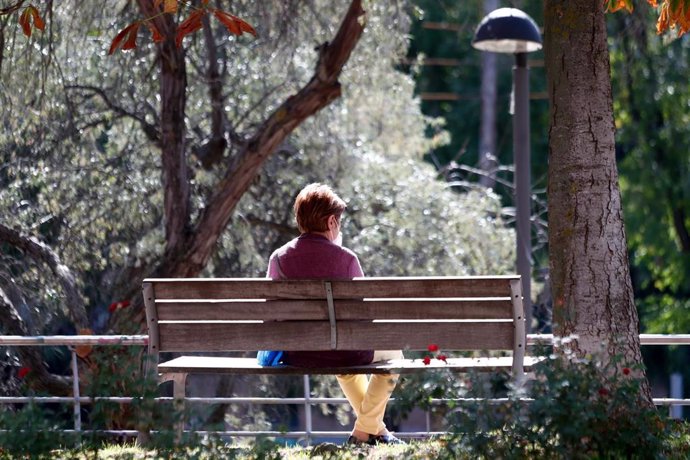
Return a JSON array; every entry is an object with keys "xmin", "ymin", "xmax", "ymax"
[
  {"xmin": 513, "ymin": 52, "xmax": 532, "ymax": 329},
  {"xmin": 472, "ymin": 7, "xmax": 541, "ymax": 332}
]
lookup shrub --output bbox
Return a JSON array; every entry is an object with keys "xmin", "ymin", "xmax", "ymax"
[{"xmin": 395, "ymin": 346, "xmax": 687, "ymax": 459}]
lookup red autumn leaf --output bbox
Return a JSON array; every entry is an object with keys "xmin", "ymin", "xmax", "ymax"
[
  {"xmin": 437, "ymin": 354, "xmax": 448, "ymax": 363},
  {"xmin": 175, "ymin": 9, "xmax": 205, "ymax": 48},
  {"xmin": 122, "ymin": 23, "xmax": 140, "ymax": 51},
  {"xmin": 145, "ymin": 21, "xmax": 165, "ymax": 43},
  {"xmin": 17, "ymin": 366, "xmax": 31, "ymax": 379},
  {"xmin": 422, "ymin": 356, "xmax": 431, "ymax": 365},
  {"xmin": 18, "ymin": 5, "xmax": 44, "ymax": 37},
  {"xmin": 109, "ymin": 22, "xmax": 140, "ymax": 55},
  {"xmin": 427, "ymin": 344, "xmax": 439, "ymax": 352},
  {"xmin": 108, "ymin": 300, "xmax": 131, "ymax": 313},
  {"xmin": 212, "ymin": 9, "xmax": 257, "ymax": 37},
  {"xmin": 30, "ymin": 7, "xmax": 44, "ymax": 30}
]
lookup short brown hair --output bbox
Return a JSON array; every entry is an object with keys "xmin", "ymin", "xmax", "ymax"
[{"xmin": 294, "ymin": 183, "xmax": 346, "ymax": 233}]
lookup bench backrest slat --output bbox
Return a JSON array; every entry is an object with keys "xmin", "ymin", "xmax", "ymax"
[
  {"xmin": 155, "ymin": 299, "xmax": 513, "ymax": 321},
  {"xmin": 148, "ymin": 277, "xmax": 518, "ymax": 300},
  {"xmin": 157, "ymin": 321, "xmax": 514, "ymax": 352}
]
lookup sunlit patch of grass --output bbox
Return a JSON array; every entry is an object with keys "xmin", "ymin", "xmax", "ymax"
[{"xmin": 48, "ymin": 438, "xmax": 448, "ymax": 460}]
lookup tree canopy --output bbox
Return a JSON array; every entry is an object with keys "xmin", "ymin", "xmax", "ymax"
[{"xmin": 1, "ymin": 1, "xmax": 516, "ymax": 396}]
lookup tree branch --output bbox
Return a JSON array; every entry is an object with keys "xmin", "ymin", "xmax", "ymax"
[
  {"xmin": 672, "ymin": 206, "xmax": 690, "ymax": 253},
  {"xmin": 0, "ymin": 0, "xmax": 25, "ymax": 15},
  {"xmin": 193, "ymin": 14, "xmax": 227, "ymax": 169},
  {"xmin": 0, "ymin": 222, "xmax": 88, "ymax": 328},
  {"xmin": 172, "ymin": 0, "xmax": 366, "ymax": 275},
  {"xmin": 0, "ymin": 286, "xmax": 72, "ymax": 395},
  {"xmin": 64, "ymin": 84, "xmax": 160, "ymax": 144}
]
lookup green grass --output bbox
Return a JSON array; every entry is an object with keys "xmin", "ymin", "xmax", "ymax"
[{"xmin": 36, "ymin": 439, "xmax": 446, "ymax": 460}]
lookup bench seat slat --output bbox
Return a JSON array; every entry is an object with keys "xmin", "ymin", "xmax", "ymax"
[
  {"xmin": 158, "ymin": 321, "xmax": 513, "ymax": 352},
  {"xmin": 146, "ymin": 276, "xmax": 520, "ymax": 300},
  {"xmin": 156, "ymin": 299, "xmax": 513, "ymax": 321},
  {"xmin": 158, "ymin": 356, "xmax": 541, "ymax": 375}
]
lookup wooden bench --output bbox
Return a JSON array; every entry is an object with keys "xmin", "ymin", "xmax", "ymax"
[{"xmin": 142, "ymin": 275, "xmax": 535, "ymax": 433}]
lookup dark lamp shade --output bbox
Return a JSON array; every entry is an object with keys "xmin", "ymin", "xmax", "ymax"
[{"xmin": 472, "ymin": 8, "xmax": 542, "ymax": 54}]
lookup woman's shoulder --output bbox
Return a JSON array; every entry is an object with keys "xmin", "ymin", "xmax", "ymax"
[
  {"xmin": 269, "ymin": 237, "xmax": 300, "ymax": 259},
  {"xmin": 337, "ymin": 244, "xmax": 360, "ymax": 260}
]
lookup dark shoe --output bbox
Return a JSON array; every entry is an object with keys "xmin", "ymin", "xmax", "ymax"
[{"xmin": 369, "ymin": 433, "xmax": 406, "ymax": 445}]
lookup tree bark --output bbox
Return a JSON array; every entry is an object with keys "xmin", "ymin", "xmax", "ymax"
[
  {"xmin": 138, "ymin": 0, "xmax": 190, "ymax": 255},
  {"xmin": 0, "ymin": 222, "xmax": 88, "ymax": 328},
  {"xmin": 544, "ymin": 0, "xmax": 652, "ymax": 403}
]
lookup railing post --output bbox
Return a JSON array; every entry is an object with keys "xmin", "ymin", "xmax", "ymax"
[
  {"xmin": 70, "ymin": 348, "xmax": 82, "ymax": 437},
  {"xmin": 303, "ymin": 375, "xmax": 312, "ymax": 445},
  {"xmin": 671, "ymin": 373, "xmax": 683, "ymax": 419}
]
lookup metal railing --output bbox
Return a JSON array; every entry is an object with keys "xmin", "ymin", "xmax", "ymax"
[{"xmin": 1, "ymin": 333, "xmax": 689, "ymax": 442}]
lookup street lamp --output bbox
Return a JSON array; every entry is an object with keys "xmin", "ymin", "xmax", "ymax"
[{"xmin": 472, "ymin": 8, "xmax": 542, "ymax": 331}]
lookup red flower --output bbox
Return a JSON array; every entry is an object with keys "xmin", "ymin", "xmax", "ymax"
[
  {"xmin": 437, "ymin": 354, "xmax": 448, "ymax": 363},
  {"xmin": 427, "ymin": 344, "xmax": 439, "ymax": 352},
  {"xmin": 598, "ymin": 387, "xmax": 609, "ymax": 397},
  {"xmin": 422, "ymin": 356, "xmax": 431, "ymax": 365},
  {"xmin": 17, "ymin": 367, "xmax": 31, "ymax": 379},
  {"xmin": 622, "ymin": 367, "xmax": 631, "ymax": 375},
  {"xmin": 108, "ymin": 300, "xmax": 131, "ymax": 313}
]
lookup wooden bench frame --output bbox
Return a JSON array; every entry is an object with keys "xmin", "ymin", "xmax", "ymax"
[{"xmin": 142, "ymin": 275, "xmax": 531, "ymax": 435}]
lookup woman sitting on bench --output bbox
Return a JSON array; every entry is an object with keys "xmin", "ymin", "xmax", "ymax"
[{"xmin": 266, "ymin": 182, "xmax": 404, "ymax": 446}]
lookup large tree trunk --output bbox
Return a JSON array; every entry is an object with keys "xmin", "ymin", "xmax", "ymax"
[
  {"xmin": 543, "ymin": 0, "xmax": 652, "ymax": 403},
  {"xmin": 138, "ymin": 0, "xmax": 190, "ymax": 256}
]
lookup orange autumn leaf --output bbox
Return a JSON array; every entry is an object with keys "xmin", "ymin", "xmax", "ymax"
[
  {"xmin": 604, "ymin": 0, "xmax": 633, "ymax": 13},
  {"xmin": 18, "ymin": 5, "xmax": 45, "ymax": 38},
  {"xmin": 650, "ymin": 0, "xmax": 690, "ymax": 36},
  {"xmin": 163, "ymin": 0, "xmax": 177, "ymax": 14},
  {"xmin": 152, "ymin": 0, "xmax": 174, "ymax": 12},
  {"xmin": 212, "ymin": 9, "xmax": 257, "ymax": 37},
  {"xmin": 175, "ymin": 9, "xmax": 205, "ymax": 47},
  {"xmin": 109, "ymin": 22, "xmax": 140, "ymax": 54},
  {"xmin": 75, "ymin": 328, "xmax": 94, "ymax": 359}
]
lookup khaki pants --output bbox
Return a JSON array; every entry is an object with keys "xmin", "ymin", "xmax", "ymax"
[{"xmin": 336, "ymin": 350, "xmax": 404, "ymax": 435}]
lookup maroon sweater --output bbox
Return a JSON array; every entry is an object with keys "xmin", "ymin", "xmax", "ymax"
[{"xmin": 267, "ymin": 233, "xmax": 374, "ymax": 367}]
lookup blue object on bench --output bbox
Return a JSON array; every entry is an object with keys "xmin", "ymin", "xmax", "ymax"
[{"xmin": 257, "ymin": 350, "xmax": 284, "ymax": 366}]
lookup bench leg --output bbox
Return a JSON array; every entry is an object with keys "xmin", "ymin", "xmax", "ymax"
[
  {"xmin": 174, "ymin": 373, "xmax": 188, "ymax": 441},
  {"xmin": 161, "ymin": 372, "xmax": 188, "ymax": 442}
]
